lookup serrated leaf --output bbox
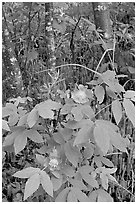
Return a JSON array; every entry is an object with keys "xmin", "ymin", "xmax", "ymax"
[
  {"xmin": 27, "ymin": 108, "xmax": 39, "ymax": 128},
  {"xmin": 67, "ymin": 190, "xmax": 78, "ymax": 202},
  {"xmin": 123, "ymin": 98, "xmax": 135, "ymax": 127},
  {"xmin": 51, "ymin": 176, "xmax": 62, "ymax": 191},
  {"xmin": 2, "ymin": 120, "xmax": 10, "ymax": 131},
  {"xmin": 55, "ymin": 187, "xmax": 70, "ymax": 202},
  {"xmin": 64, "ymin": 142, "xmax": 80, "ymax": 167},
  {"xmin": 13, "ymin": 167, "xmax": 40, "ymax": 178},
  {"xmin": 3, "ymin": 128, "xmax": 25, "ymax": 147},
  {"xmin": 94, "ymin": 85, "xmax": 105, "ymax": 104},
  {"xmin": 14, "ymin": 132, "xmax": 27, "ymax": 154},
  {"xmin": 100, "ymin": 173, "xmax": 108, "ymax": 190},
  {"xmin": 97, "ymin": 189, "xmax": 113, "ymax": 202},
  {"xmin": 40, "ymin": 170, "xmax": 53, "ymax": 197},
  {"xmin": 112, "ymin": 99, "xmax": 122, "ymax": 125},
  {"xmin": 94, "ymin": 122, "xmax": 110, "ymax": 155},
  {"xmin": 27, "ymin": 129, "xmax": 44, "ymax": 143},
  {"xmin": 24, "ymin": 173, "xmax": 40, "ymax": 200},
  {"xmin": 71, "ymin": 187, "xmax": 91, "ymax": 202}
]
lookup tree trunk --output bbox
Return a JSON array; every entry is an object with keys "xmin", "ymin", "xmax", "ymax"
[
  {"xmin": 92, "ymin": 2, "xmax": 112, "ymax": 39},
  {"xmin": 44, "ymin": 3, "xmax": 56, "ymax": 83}
]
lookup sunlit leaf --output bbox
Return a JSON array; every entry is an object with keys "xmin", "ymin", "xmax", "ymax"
[
  {"xmin": 100, "ymin": 173, "xmax": 108, "ymax": 190},
  {"xmin": 27, "ymin": 129, "xmax": 44, "ymax": 143},
  {"xmin": 40, "ymin": 170, "xmax": 53, "ymax": 197},
  {"xmin": 94, "ymin": 85, "xmax": 105, "ymax": 104},
  {"xmin": 24, "ymin": 173, "xmax": 40, "ymax": 200},
  {"xmin": 67, "ymin": 190, "xmax": 78, "ymax": 202},
  {"xmin": 70, "ymin": 187, "xmax": 91, "ymax": 202},
  {"xmin": 27, "ymin": 108, "xmax": 39, "ymax": 128},
  {"xmin": 13, "ymin": 167, "xmax": 40, "ymax": 178},
  {"xmin": 2, "ymin": 120, "xmax": 10, "ymax": 131}
]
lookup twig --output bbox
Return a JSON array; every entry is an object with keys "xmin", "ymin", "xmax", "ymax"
[{"xmin": 35, "ymin": 63, "xmax": 102, "ymax": 76}]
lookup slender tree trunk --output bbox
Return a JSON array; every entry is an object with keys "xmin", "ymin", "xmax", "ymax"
[
  {"xmin": 92, "ymin": 2, "xmax": 112, "ymax": 39},
  {"xmin": 44, "ymin": 3, "xmax": 56, "ymax": 84},
  {"xmin": 2, "ymin": 8, "xmax": 23, "ymax": 95}
]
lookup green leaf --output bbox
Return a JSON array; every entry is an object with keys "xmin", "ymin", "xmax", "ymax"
[
  {"xmin": 24, "ymin": 173, "xmax": 40, "ymax": 200},
  {"xmin": 124, "ymin": 90, "xmax": 135, "ymax": 101},
  {"xmin": 17, "ymin": 114, "xmax": 28, "ymax": 126},
  {"xmin": 13, "ymin": 167, "xmax": 40, "ymax": 178},
  {"xmin": 53, "ymin": 132, "xmax": 65, "ymax": 144},
  {"xmin": 55, "ymin": 188, "xmax": 70, "ymax": 202},
  {"xmin": 94, "ymin": 85, "xmax": 105, "ymax": 104},
  {"xmin": 27, "ymin": 108, "xmax": 39, "ymax": 128},
  {"xmin": 112, "ymin": 99, "xmax": 122, "ymax": 125},
  {"xmin": 8, "ymin": 112, "xmax": 19, "ymax": 126},
  {"xmin": 36, "ymin": 154, "xmax": 47, "ymax": 166},
  {"xmin": 94, "ymin": 121, "xmax": 110, "ymax": 155},
  {"xmin": 69, "ymin": 179, "xmax": 87, "ymax": 191},
  {"xmin": 27, "ymin": 129, "xmax": 44, "ymax": 143},
  {"xmin": 37, "ymin": 100, "xmax": 61, "ymax": 119},
  {"xmin": 71, "ymin": 105, "xmax": 83, "ymax": 121},
  {"xmin": 81, "ymin": 105, "xmax": 95, "ymax": 119},
  {"xmin": 3, "ymin": 128, "xmax": 25, "ymax": 147},
  {"xmin": 80, "ymin": 168, "xmax": 99, "ymax": 188},
  {"xmin": 100, "ymin": 157, "xmax": 114, "ymax": 167},
  {"xmin": 14, "ymin": 132, "xmax": 27, "ymax": 154},
  {"xmin": 100, "ymin": 173, "xmax": 108, "ymax": 190},
  {"xmin": 61, "ymin": 165, "xmax": 75, "ymax": 177},
  {"xmin": 2, "ymin": 103, "xmax": 17, "ymax": 118},
  {"xmin": 51, "ymin": 176, "xmax": 62, "ymax": 191},
  {"xmin": 64, "ymin": 142, "xmax": 80, "ymax": 167},
  {"xmin": 40, "ymin": 170, "xmax": 53, "ymax": 197},
  {"xmin": 73, "ymin": 120, "xmax": 94, "ymax": 146},
  {"xmin": 89, "ymin": 190, "xmax": 98, "ymax": 201},
  {"xmin": 67, "ymin": 190, "xmax": 78, "ymax": 202},
  {"xmin": 70, "ymin": 187, "xmax": 91, "ymax": 202},
  {"xmin": 97, "ymin": 189, "xmax": 113, "ymax": 202},
  {"xmin": 106, "ymin": 87, "xmax": 117, "ymax": 99},
  {"xmin": 123, "ymin": 98, "xmax": 135, "ymax": 127},
  {"xmin": 2, "ymin": 120, "xmax": 10, "ymax": 131},
  {"xmin": 110, "ymin": 132, "xmax": 128, "ymax": 152}
]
